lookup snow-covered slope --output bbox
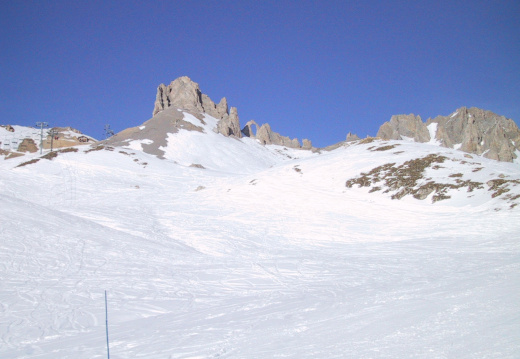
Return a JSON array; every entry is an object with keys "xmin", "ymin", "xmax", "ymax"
[
  {"xmin": 0, "ymin": 125, "xmax": 96, "ymax": 157},
  {"xmin": 1, "ymin": 125, "xmax": 43, "ymax": 155},
  {"xmin": 104, "ymin": 110, "xmax": 316, "ymax": 174},
  {"xmin": 1, "ymin": 122, "xmax": 519, "ymax": 358}
]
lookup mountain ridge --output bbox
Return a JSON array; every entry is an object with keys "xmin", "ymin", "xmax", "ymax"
[
  {"xmin": 377, "ymin": 106, "xmax": 520, "ymax": 162},
  {"xmin": 146, "ymin": 77, "xmax": 520, "ymax": 163},
  {"xmin": 1, "ymin": 76, "xmax": 519, "ymax": 164}
]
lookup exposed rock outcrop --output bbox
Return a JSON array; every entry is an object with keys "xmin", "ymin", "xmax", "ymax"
[
  {"xmin": 202, "ymin": 95, "xmax": 228, "ymax": 120},
  {"xmin": 255, "ymin": 123, "xmax": 301, "ymax": 148},
  {"xmin": 152, "ymin": 76, "xmax": 241, "ymax": 138},
  {"xmin": 104, "ymin": 76, "xmax": 318, "ymax": 159},
  {"xmin": 376, "ymin": 114, "xmax": 430, "ymax": 142},
  {"xmin": 151, "ymin": 77, "xmax": 319, "ymax": 149},
  {"xmin": 242, "ymin": 120, "xmax": 259, "ymax": 138},
  {"xmin": 153, "ymin": 77, "xmax": 204, "ymax": 116},
  {"xmin": 241, "ymin": 120, "xmax": 309, "ymax": 149},
  {"xmin": 17, "ymin": 138, "xmax": 38, "ymax": 153},
  {"xmin": 302, "ymin": 139, "xmax": 312, "ymax": 150},
  {"xmin": 428, "ymin": 107, "xmax": 519, "ymax": 162},
  {"xmin": 1, "ymin": 125, "xmax": 15, "ymax": 132},
  {"xmin": 377, "ymin": 107, "xmax": 520, "ymax": 162},
  {"xmin": 105, "ymin": 107, "xmax": 201, "ymax": 159},
  {"xmin": 216, "ymin": 107, "xmax": 241, "ymax": 137},
  {"xmin": 346, "ymin": 132, "xmax": 360, "ymax": 142}
]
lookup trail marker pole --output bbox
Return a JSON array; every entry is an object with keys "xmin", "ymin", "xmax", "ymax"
[
  {"xmin": 35, "ymin": 122, "xmax": 48, "ymax": 154},
  {"xmin": 105, "ymin": 290, "xmax": 110, "ymax": 359}
]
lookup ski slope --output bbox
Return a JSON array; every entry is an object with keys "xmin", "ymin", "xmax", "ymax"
[{"xmin": 1, "ymin": 120, "xmax": 519, "ymax": 358}]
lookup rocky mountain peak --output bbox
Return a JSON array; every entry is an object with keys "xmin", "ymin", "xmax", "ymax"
[
  {"xmin": 102, "ymin": 76, "xmax": 315, "ymax": 160},
  {"xmin": 150, "ymin": 76, "xmax": 314, "ymax": 150},
  {"xmin": 153, "ymin": 76, "xmax": 203, "ymax": 116},
  {"xmin": 152, "ymin": 76, "xmax": 240, "ymax": 138},
  {"xmin": 377, "ymin": 107, "xmax": 520, "ymax": 162}
]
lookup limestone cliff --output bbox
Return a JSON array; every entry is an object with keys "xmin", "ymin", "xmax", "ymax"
[
  {"xmin": 376, "ymin": 114, "xmax": 430, "ymax": 143},
  {"xmin": 153, "ymin": 76, "xmax": 313, "ymax": 149},
  {"xmin": 153, "ymin": 76, "xmax": 240, "ymax": 138},
  {"xmin": 377, "ymin": 107, "xmax": 520, "ymax": 162},
  {"xmin": 241, "ymin": 120, "xmax": 312, "ymax": 150}
]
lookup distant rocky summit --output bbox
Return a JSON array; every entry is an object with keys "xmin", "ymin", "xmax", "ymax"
[
  {"xmin": 377, "ymin": 107, "xmax": 520, "ymax": 162},
  {"xmin": 245, "ymin": 121, "xmax": 307, "ymax": 149},
  {"xmin": 153, "ymin": 76, "xmax": 241, "ymax": 138},
  {"xmin": 109, "ymin": 78, "xmax": 520, "ymax": 162},
  {"xmin": 110, "ymin": 76, "xmax": 313, "ymax": 155},
  {"xmin": 154, "ymin": 76, "xmax": 312, "ymax": 149}
]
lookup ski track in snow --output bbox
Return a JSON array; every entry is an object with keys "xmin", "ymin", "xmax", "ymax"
[{"xmin": 1, "ymin": 133, "xmax": 520, "ymax": 358}]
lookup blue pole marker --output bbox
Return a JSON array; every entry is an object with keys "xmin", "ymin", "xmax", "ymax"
[{"xmin": 105, "ymin": 290, "xmax": 110, "ymax": 359}]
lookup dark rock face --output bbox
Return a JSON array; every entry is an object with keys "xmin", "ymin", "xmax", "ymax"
[{"xmin": 377, "ymin": 107, "xmax": 520, "ymax": 162}]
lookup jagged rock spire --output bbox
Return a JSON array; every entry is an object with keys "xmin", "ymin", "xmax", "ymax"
[
  {"xmin": 153, "ymin": 76, "xmax": 204, "ymax": 116},
  {"xmin": 152, "ymin": 76, "xmax": 315, "ymax": 149},
  {"xmin": 152, "ymin": 76, "xmax": 240, "ymax": 138}
]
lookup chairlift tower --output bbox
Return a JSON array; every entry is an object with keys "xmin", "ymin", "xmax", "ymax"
[
  {"xmin": 48, "ymin": 129, "xmax": 59, "ymax": 152},
  {"xmin": 36, "ymin": 122, "xmax": 48, "ymax": 154},
  {"xmin": 104, "ymin": 124, "xmax": 115, "ymax": 139}
]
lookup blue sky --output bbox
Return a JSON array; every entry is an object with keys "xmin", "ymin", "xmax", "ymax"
[{"xmin": 1, "ymin": 1, "xmax": 519, "ymax": 147}]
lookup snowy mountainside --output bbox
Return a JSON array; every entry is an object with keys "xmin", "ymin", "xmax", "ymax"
[
  {"xmin": 1, "ymin": 123, "xmax": 520, "ymax": 358},
  {"xmin": 153, "ymin": 111, "xmax": 316, "ymax": 173},
  {"xmin": 103, "ymin": 109, "xmax": 315, "ymax": 174},
  {"xmin": 342, "ymin": 140, "xmax": 520, "ymax": 208}
]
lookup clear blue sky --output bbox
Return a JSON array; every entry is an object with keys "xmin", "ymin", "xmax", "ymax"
[{"xmin": 1, "ymin": 1, "xmax": 519, "ymax": 147}]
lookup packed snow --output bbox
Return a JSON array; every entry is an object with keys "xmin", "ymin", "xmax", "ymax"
[
  {"xmin": 126, "ymin": 139, "xmax": 154, "ymax": 152},
  {"xmin": 1, "ymin": 123, "xmax": 519, "ymax": 358}
]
